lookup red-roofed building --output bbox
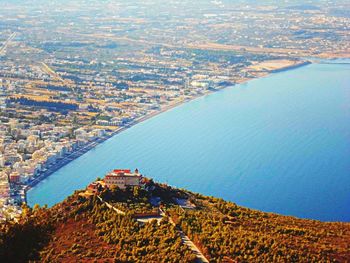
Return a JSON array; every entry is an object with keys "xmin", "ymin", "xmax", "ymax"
[
  {"xmin": 113, "ymin": 169, "xmax": 131, "ymax": 174},
  {"xmin": 104, "ymin": 168, "xmax": 142, "ymax": 189},
  {"xmin": 9, "ymin": 172, "xmax": 20, "ymax": 184}
]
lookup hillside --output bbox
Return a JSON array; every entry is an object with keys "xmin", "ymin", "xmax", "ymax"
[{"xmin": 1, "ymin": 180, "xmax": 350, "ymax": 262}]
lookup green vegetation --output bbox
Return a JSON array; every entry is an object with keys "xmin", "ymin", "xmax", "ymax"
[
  {"xmin": 0, "ymin": 188, "xmax": 195, "ymax": 262},
  {"xmin": 169, "ymin": 195, "xmax": 350, "ymax": 262},
  {"xmin": 88, "ymin": 200, "xmax": 195, "ymax": 262},
  {"xmin": 0, "ymin": 183, "xmax": 349, "ymax": 262},
  {"xmin": 0, "ymin": 205, "xmax": 53, "ymax": 262}
]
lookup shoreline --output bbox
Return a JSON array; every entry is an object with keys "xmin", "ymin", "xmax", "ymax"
[
  {"xmin": 269, "ymin": 61, "xmax": 311, "ymax": 73},
  {"xmin": 23, "ymin": 92, "xmax": 212, "ymax": 198},
  {"xmin": 24, "ymin": 60, "xmax": 311, "ymax": 202}
]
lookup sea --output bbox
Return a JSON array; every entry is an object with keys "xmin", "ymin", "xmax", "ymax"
[{"xmin": 27, "ymin": 60, "xmax": 350, "ymax": 222}]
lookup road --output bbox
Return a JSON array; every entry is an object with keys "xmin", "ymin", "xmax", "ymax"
[
  {"xmin": 179, "ymin": 230, "xmax": 209, "ymax": 263},
  {"xmin": 96, "ymin": 196, "xmax": 126, "ymax": 215},
  {"xmin": 0, "ymin": 32, "xmax": 16, "ymax": 55},
  {"xmin": 160, "ymin": 209, "xmax": 210, "ymax": 263},
  {"xmin": 41, "ymin": 62, "xmax": 65, "ymax": 82},
  {"xmin": 40, "ymin": 62, "xmax": 76, "ymax": 92}
]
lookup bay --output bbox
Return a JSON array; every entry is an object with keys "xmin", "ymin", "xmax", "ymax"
[{"xmin": 27, "ymin": 61, "xmax": 350, "ymax": 222}]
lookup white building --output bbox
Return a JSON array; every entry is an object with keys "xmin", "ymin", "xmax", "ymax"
[{"xmin": 104, "ymin": 169, "xmax": 142, "ymax": 189}]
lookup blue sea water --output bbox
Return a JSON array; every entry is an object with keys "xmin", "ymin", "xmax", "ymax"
[{"xmin": 27, "ymin": 61, "xmax": 350, "ymax": 222}]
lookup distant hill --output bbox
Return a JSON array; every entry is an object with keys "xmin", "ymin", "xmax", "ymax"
[{"xmin": 1, "ymin": 180, "xmax": 349, "ymax": 262}]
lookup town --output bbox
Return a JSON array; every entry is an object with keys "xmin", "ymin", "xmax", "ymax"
[{"xmin": 1, "ymin": 0, "xmax": 350, "ymax": 220}]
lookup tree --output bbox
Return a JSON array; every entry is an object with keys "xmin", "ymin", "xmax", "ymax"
[
  {"xmin": 133, "ymin": 186, "xmax": 140, "ymax": 198},
  {"xmin": 33, "ymin": 204, "xmax": 40, "ymax": 211}
]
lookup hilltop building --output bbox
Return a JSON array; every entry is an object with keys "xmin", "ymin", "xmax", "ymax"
[{"xmin": 104, "ymin": 169, "xmax": 142, "ymax": 189}]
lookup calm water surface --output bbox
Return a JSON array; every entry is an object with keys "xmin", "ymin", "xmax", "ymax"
[{"xmin": 28, "ymin": 62, "xmax": 350, "ymax": 222}]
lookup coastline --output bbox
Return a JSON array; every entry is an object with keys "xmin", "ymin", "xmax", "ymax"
[
  {"xmin": 23, "ymin": 88, "xmax": 220, "ymax": 199},
  {"xmin": 269, "ymin": 61, "xmax": 311, "ymax": 73},
  {"xmin": 25, "ymin": 60, "xmax": 350, "ymax": 222},
  {"xmin": 23, "ymin": 92, "xmax": 211, "ymax": 199},
  {"xmin": 24, "ymin": 60, "xmax": 311, "ymax": 203}
]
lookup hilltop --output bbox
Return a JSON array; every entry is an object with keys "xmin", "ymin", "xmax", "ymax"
[{"xmin": 1, "ymin": 178, "xmax": 350, "ymax": 262}]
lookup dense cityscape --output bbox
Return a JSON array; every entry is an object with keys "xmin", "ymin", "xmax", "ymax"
[{"xmin": 0, "ymin": 0, "xmax": 349, "ymax": 221}]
